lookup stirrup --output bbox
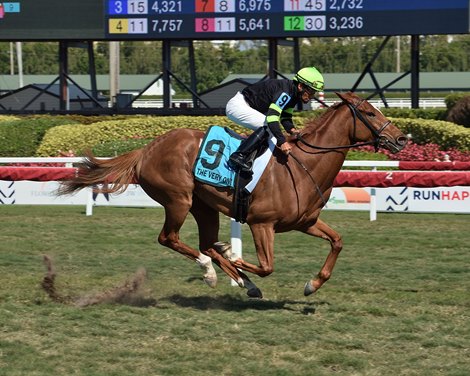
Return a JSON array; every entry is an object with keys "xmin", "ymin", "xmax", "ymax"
[{"xmin": 228, "ymin": 155, "xmax": 251, "ymax": 171}]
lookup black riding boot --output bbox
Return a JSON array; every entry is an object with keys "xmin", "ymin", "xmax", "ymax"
[{"xmin": 228, "ymin": 127, "xmax": 268, "ymax": 171}]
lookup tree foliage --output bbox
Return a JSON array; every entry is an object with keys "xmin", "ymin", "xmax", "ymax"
[
  {"xmin": 1, "ymin": 35, "xmax": 469, "ymax": 94},
  {"xmin": 446, "ymin": 95, "xmax": 470, "ymax": 127}
]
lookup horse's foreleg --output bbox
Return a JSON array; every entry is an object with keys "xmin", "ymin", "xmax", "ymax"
[
  {"xmin": 212, "ymin": 242, "xmax": 263, "ymax": 299},
  {"xmin": 302, "ymin": 219, "xmax": 343, "ymax": 296},
  {"xmin": 158, "ymin": 204, "xmax": 217, "ymax": 288},
  {"xmin": 230, "ymin": 224, "xmax": 275, "ymax": 277},
  {"xmin": 190, "ymin": 199, "xmax": 262, "ymax": 297},
  {"xmin": 202, "ymin": 247, "xmax": 262, "ymax": 298}
]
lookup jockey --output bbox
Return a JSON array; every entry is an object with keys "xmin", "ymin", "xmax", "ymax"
[{"xmin": 226, "ymin": 66, "xmax": 325, "ymax": 172}]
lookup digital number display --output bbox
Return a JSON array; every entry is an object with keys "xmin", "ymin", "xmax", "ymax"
[
  {"xmin": 105, "ymin": 0, "xmax": 470, "ymax": 39},
  {"xmin": 0, "ymin": 0, "xmax": 468, "ymax": 41}
]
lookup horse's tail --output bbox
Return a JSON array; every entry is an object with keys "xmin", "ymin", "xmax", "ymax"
[{"xmin": 57, "ymin": 148, "xmax": 143, "ymax": 196}]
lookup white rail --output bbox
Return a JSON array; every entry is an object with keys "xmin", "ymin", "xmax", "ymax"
[
  {"xmin": 132, "ymin": 98, "xmax": 446, "ymax": 109},
  {"xmin": 311, "ymin": 98, "xmax": 446, "ymax": 110},
  {"xmin": 0, "ymin": 157, "xmax": 85, "ymax": 167},
  {"xmin": 132, "ymin": 99, "xmax": 194, "ymax": 108}
]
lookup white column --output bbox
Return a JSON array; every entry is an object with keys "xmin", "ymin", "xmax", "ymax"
[
  {"xmin": 86, "ymin": 188, "xmax": 94, "ymax": 216},
  {"xmin": 16, "ymin": 42, "xmax": 23, "ymax": 87},
  {"xmin": 370, "ymin": 167, "xmax": 377, "ymax": 221},
  {"xmin": 109, "ymin": 42, "xmax": 120, "ymax": 106},
  {"xmin": 230, "ymin": 219, "xmax": 242, "ymax": 286}
]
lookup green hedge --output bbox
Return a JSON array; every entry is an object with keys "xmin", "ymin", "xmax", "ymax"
[
  {"xmin": 35, "ymin": 114, "xmax": 470, "ymax": 157},
  {"xmin": 0, "ymin": 115, "xmax": 20, "ymax": 123},
  {"xmin": 0, "ymin": 116, "xmax": 79, "ymax": 157},
  {"xmin": 36, "ymin": 115, "xmax": 242, "ymax": 156},
  {"xmin": 381, "ymin": 108, "xmax": 447, "ymax": 120},
  {"xmin": 91, "ymin": 138, "xmax": 155, "ymax": 156},
  {"xmin": 2, "ymin": 108, "xmax": 468, "ymax": 157},
  {"xmin": 391, "ymin": 117, "xmax": 470, "ymax": 150}
]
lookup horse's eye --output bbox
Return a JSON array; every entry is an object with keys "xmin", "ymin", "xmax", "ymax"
[{"xmin": 367, "ymin": 112, "xmax": 376, "ymax": 117}]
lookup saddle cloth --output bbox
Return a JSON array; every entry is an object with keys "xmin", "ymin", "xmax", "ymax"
[{"xmin": 193, "ymin": 125, "xmax": 276, "ymax": 193}]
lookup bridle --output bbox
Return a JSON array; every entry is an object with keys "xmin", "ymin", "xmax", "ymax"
[
  {"xmin": 296, "ymin": 99, "xmax": 392, "ymax": 152},
  {"xmin": 288, "ymin": 98, "xmax": 392, "ymax": 207}
]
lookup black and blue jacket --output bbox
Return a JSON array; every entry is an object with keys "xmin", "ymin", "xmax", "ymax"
[{"xmin": 242, "ymin": 79, "xmax": 300, "ymax": 145}]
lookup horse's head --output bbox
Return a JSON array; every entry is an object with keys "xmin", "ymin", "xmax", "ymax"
[{"xmin": 336, "ymin": 92, "xmax": 408, "ymax": 153}]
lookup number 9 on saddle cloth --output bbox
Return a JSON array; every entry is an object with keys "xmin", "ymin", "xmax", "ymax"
[{"xmin": 193, "ymin": 126, "xmax": 273, "ymax": 223}]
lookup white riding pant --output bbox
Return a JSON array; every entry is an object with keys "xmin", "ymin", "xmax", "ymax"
[
  {"xmin": 226, "ymin": 91, "xmax": 266, "ymax": 130},
  {"xmin": 226, "ymin": 92, "xmax": 277, "ymax": 193}
]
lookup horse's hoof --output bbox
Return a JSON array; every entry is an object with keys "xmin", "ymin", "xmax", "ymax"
[
  {"xmin": 304, "ymin": 281, "xmax": 316, "ymax": 296},
  {"xmin": 203, "ymin": 275, "xmax": 217, "ymax": 288},
  {"xmin": 247, "ymin": 287, "xmax": 263, "ymax": 299}
]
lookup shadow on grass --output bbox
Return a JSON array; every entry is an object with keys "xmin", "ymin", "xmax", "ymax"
[
  {"xmin": 161, "ymin": 293, "xmax": 328, "ymax": 314},
  {"xmin": 40, "ymin": 255, "xmax": 328, "ymax": 312}
]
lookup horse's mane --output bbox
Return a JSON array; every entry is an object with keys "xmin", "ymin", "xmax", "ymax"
[{"xmin": 301, "ymin": 101, "xmax": 343, "ymax": 134}]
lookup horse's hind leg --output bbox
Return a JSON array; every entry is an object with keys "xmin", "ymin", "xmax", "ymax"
[
  {"xmin": 190, "ymin": 197, "xmax": 262, "ymax": 298},
  {"xmin": 157, "ymin": 202, "xmax": 217, "ymax": 288},
  {"xmin": 302, "ymin": 219, "xmax": 343, "ymax": 296}
]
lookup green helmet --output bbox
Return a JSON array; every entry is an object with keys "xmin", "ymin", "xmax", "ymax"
[{"xmin": 294, "ymin": 67, "xmax": 324, "ymax": 91}]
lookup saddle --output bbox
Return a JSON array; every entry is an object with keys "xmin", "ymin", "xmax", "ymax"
[{"xmin": 193, "ymin": 125, "xmax": 272, "ymax": 224}]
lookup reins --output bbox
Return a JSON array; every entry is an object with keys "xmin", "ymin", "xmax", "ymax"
[
  {"xmin": 296, "ymin": 133, "xmax": 376, "ymax": 151},
  {"xmin": 296, "ymin": 100, "xmax": 391, "ymax": 152},
  {"xmin": 288, "ymin": 152, "xmax": 328, "ymax": 207},
  {"xmin": 287, "ymin": 98, "xmax": 391, "ymax": 207}
]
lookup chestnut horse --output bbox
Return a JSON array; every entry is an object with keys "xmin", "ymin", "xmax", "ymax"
[{"xmin": 58, "ymin": 92, "xmax": 407, "ymax": 298}]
